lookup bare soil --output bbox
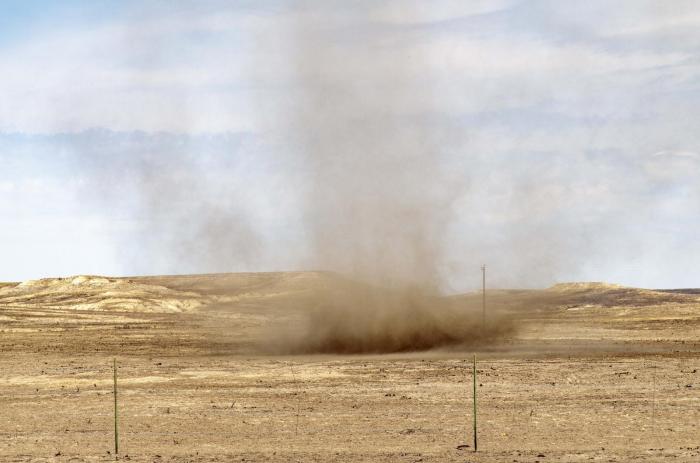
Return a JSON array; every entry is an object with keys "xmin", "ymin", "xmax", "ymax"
[{"xmin": 1, "ymin": 273, "xmax": 699, "ymax": 462}]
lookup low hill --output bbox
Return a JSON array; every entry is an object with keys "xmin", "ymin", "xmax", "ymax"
[
  {"xmin": 1, "ymin": 272, "xmax": 698, "ymax": 355},
  {"xmin": 2, "ymin": 273, "xmax": 697, "ymax": 314},
  {"xmin": 0, "ymin": 275, "xmax": 207, "ymax": 313}
]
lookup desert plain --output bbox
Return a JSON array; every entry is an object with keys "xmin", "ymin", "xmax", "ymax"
[{"xmin": 1, "ymin": 272, "xmax": 699, "ymax": 462}]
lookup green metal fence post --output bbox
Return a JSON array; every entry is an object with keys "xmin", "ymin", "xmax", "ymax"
[{"xmin": 113, "ymin": 358, "xmax": 119, "ymax": 456}]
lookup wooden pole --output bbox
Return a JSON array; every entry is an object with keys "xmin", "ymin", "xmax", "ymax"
[
  {"xmin": 481, "ymin": 265, "xmax": 486, "ymax": 328},
  {"xmin": 473, "ymin": 354, "xmax": 478, "ymax": 452},
  {"xmin": 113, "ymin": 358, "xmax": 119, "ymax": 456}
]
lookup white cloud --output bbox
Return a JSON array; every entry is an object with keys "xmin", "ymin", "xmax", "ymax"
[
  {"xmin": 597, "ymin": 1, "xmax": 700, "ymax": 37},
  {"xmin": 424, "ymin": 37, "xmax": 688, "ymax": 75},
  {"xmin": 0, "ymin": 2, "xmax": 695, "ymax": 134},
  {"xmin": 645, "ymin": 150, "xmax": 700, "ymax": 182},
  {"xmin": 370, "ymin": 0, "xmax": 512, "ymax": 24},
  {"xmin": 653, "ymin": 150, "xmax": 700, "ymax": 159},
  {"xmin": 532, "ymin": 1, "xmax": 700, "ymax": 41},
  {"xmin": 1, "ymin": 2, "xmax": 699, "ymax": 287},
  {"xmin": 0, "ymin": 11, "xmax": 277, "ymax": 133}
]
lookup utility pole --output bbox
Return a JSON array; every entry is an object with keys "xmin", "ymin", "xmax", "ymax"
[{"xmin": 481, "ymin": 264, "xmax": 486, "ymax": 328}]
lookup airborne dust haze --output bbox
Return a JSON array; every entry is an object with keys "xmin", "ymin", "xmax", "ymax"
[
  {"xmin": 108, "ymin": 3, "xmax": 517, "ymax": 354},
  {"xmin": 265, "ymin": 3, "xmax": 515, "ymax": 353},
  {"xmin": 3, "ymin": 2, "xmax": 699, "ymax": 355}
]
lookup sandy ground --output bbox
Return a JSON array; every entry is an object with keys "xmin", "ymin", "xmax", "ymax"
[{"xmin": 1, "ymin": 273, "xmax": 699, "ymax": 462}]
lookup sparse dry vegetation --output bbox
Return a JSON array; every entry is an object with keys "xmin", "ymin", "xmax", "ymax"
[{"xmin": 1, "ymin": 272, "xmax": 700, "ymax": 462}]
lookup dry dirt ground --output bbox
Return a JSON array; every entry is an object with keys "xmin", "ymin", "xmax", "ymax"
[{"xmin": 1, "ymin": 272, "xmax": 699, "ymax": 462}]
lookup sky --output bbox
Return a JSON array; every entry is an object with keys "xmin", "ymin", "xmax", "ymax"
[{"xmin": 1, "ymin": 0, "xmax": 699, "ymax": 289}]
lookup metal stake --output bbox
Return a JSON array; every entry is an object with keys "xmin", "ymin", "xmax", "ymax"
[
  {"xmin": 473, "ymin": 354, "xmax": 478, "ymax": 452},
  {"xmin": 113, "ymin": 358, "xmax": 119, "ymax": 456}
]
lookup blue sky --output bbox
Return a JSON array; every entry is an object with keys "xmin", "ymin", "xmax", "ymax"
[{"xmin": 1, "ymin": 0, "xmax": 699, "ymax": 289}]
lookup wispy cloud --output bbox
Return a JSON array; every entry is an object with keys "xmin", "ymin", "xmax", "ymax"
[
  {"xmin": 653, "ymin": 150, "xmax": 700, "ymax": 159},
  {"xmin": 1, "ymin": 1, "xmax": 699, "ymax": 287},
  {"xmin": 369, "ymin": 0, "xmax": 513, "ymax": 24}
]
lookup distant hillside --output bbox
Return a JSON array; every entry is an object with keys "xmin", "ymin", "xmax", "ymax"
[
  {"xmin": 544, "ymin": 282, "xmax": 697, "ymax": 306},
  {"xmin": 655, "ymin": 288, "xmax": 700, "ymax": 295},
  {"xmin": 0, "ymin": 275, "xmax": 207, "ymax": 312},
  {"xmin": 2, "ymin": 273, "xmax": 697, "ymax": 315},
  {"xmin": 129, "ymin": 270, "xmax": 335, "ymax": 296}
]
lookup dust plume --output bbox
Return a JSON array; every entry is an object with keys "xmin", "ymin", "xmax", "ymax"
[
  {"xmin": 287, "ymin": 3, "xmax": 458, "ymax": 287},
  {"xmin": 264, "ymin": 3, "xmax": 514, "ymax": 354},
  {"xmin": 82, "ymin": 135, "xmax": 267, "ymax": 276},
  {"xmin": 265, "ymin": 276, "xmax": 516, "ymax": 355}
]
